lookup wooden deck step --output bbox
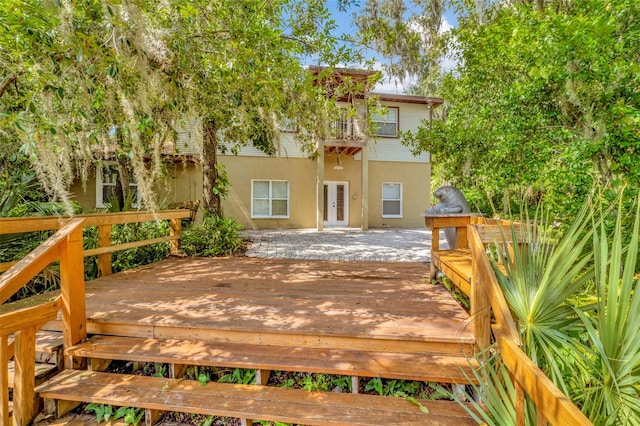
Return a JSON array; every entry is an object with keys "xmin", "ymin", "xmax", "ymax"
[
  {"xmin": 432, "ymin": 249, "xmax": 473, "ymax": 294},
  {"xmin": 34, "ymin": 413, "xmax": 128, "ymax": 425},
  {"xmin": 37, "ymin": 370, "xmax": 477, "ymax": 426},
  {"xmin": 8, "ymin": 330, "xmax": 64, "ymax": 365},
  {"xmin": 8, "ymin": 360, "xmax": 58, "ymax": 388},
  {"xmin": 67, "ymin": 335, "xmax": 479, "ymax": 384}
]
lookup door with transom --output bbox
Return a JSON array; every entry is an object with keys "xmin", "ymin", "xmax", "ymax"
[{"xmin": 323, "ymin": 181, "xmax": 349, "ymax": 227}]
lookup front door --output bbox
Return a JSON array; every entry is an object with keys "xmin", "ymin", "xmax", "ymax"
[{"xmin": 323, "ymin": 181, "xmax": 349, "ymax": 227}]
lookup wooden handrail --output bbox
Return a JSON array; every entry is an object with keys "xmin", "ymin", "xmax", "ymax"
[
  {"xmin": 0, "ymin": 219, "xmax": 84, "ymax": 304},
  {"xmin": 0, "ymin": 209, "xmax": 193, "ymax": 276},
  {"xmin": 0, "ymin": 210, "xmax": 194, "ymax": 424},
  {"xmin": 468, "ymin": 224, "xmax": 591, "ymax": 425},
  {"xmin": 0, "ymin": 218, "xmax": 86, "ymax": 425},
  {"xmin": 0, "ymin": 209, "xmax": 192, "ymax": 235},
  {"xmin": 469, "ymin": 225, "xmax": 520, "ymax": 346},
  {"xmin": 499, "ymin": 336, "xmax": 591, "ymax": 426}
]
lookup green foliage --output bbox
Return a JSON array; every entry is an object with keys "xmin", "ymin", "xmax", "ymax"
[
  {"xmin": 364, "ymin": 377, "xmax": 421, "ymax": 397},
  {"xmin": 218, "ymin": 368, "xmax": 254, "ymax": 385},
  {"xmin": 301, "ymin": 373, "xmax": 331, "ymax": 392},
  {"xmin": 0, "ymin": 0, "xmax": 362, "ymax": 212},
  {"xmin": 85, "ymin": 404, "xmax": 144, "ymax": 425},
  {"xmin": 455, "ymin": 347, "xmax": 518, "ymax": 426},
  {"xmin": 575, "ymin": 200, "xmax": 640, "ymax": 423},
  {"xmin": 387, "ymin": 0, "xmax": 640, "ymax": 221},
  {"xmin": 143, "ymin": 362, "xmax": 168, "ymax": 378},
  {"xmin": 84, "ymin": 221, "xmax": 171, "ymax": 280},
  {"xmin": 493, "ymin": 201, "xmax": 596, "ymax": 395},
  {"xmin": 179, "ymin": 216, "xmax": 245, "ymax": 257}
]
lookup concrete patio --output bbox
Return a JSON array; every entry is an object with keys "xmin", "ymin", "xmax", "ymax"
[{"xmin": 242, "ymin": 228, "xmax": 439, "ymax": 262}]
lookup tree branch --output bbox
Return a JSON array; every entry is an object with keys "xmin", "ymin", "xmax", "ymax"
[{"xmin": 0, "ymin": 75, "xmax": 17, "ymax": 98}]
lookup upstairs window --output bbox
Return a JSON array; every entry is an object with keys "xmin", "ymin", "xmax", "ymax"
[
  {"xmin": 252, "ymin": 180, "xmax": 289, "ymax": 218},
  {"xmin": 96, "ymin": 162, "xmax": 139, "ymax": 208},
  {"xmin": 382, "ymin": 182, "xmax": 402, "ymax": 218},
  {"xmin": 371, "ymin": 107, "xmax": 399, "ymax": 137}
]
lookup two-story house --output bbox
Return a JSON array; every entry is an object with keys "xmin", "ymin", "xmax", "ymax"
[{"xmin": 70, "ymin": 68, "xmax": 442, "ymax": 230}]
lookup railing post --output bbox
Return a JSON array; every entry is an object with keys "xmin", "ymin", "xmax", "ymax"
[
  {"xmin": 470, "ymin": 226, "xmax": 492, "ymax": 352},
  {"xmin": 59, "ymin": 221, "xmax": 87, "ymax": 369},
  {"xmin": 0, "ymin": 335, "xmax": 8, "ymax": 426},
  {"xmin": 97, "ymin": 224, "xmax": 113, "ymax": 277},
  {"xmin": 170, "ymin": 218, "xmax": 181, "ymax": 255},
  {"xmin": 13, "ymin": 326, "xmax": 37, "ymax": 426}
]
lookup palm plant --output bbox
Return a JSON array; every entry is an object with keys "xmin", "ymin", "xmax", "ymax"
[
  {"xmin": 576, "ymin": 200, "xmax": 640, "ymax": 424},
  {"xmin": 455, "ymin": 346, "xmax": 520, "ymax": 426},
  {"xmin": 493, "ymin": 201, "xmax": 596, "ymax": 395}
]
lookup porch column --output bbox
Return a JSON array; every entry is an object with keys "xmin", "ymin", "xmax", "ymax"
[
  {"xmin": 361, "ymin": 146, "xmax": 369, "ymax": 230},
  {"xmin": 316, "ymin": 145, "xmax": 325, "ymax": 231}
]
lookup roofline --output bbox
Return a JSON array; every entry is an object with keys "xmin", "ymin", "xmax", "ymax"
[{"xmin": 373, "ymin": 93, "xmax": 444, "ymax": 106}]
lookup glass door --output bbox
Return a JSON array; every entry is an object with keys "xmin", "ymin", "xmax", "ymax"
[{"xmin": 323, "ymin": 181, "xmax": 349, "ymax": 226}]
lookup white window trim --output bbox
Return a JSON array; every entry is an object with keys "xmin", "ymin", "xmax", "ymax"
[
  {"xmin": 251, "ymin": 179, "xmax": 290, "ymax": 219},
  {"xmin": 382, "ymin": 182, "xmax": 403, "ymax": 218},
  {"xmin": 95, "ymin": 161, "xmax": 140, "ymax": 208},
  {"xmin": 371, "ymin": 107, "xmax": 399, "ymax": 138}
]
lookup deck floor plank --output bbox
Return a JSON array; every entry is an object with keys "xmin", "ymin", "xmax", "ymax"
[
  {"xmin": 67, "ymin": 335, "xmax": 479, "ymax": 384},
  {"xmin": 44, "ymin": 257, "xmax": 474, "ymax": 351},
  {"xmin": 37, "ymin": 370, "xmax": 477, "ymax": 426}
]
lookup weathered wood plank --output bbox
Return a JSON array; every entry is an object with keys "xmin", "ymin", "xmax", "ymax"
[
  {"xmin": 66, "ymin": 336, "xmax": 479, "ymax": 383},
  {"xmin": 499, "ymin": 337, "xmax": 591, "ymax": 426},
  {"xmin": 0, "ymin": 294, "xmax": 61, "ymax": 336},
  {"xmin": 470, "ymin": 229, "xmax": 492, "ymax": 352},
  {"xmin": 59, "ymin": 222, "xmax": 87, "ymax": 369},
  {"xmin": 169, "ymin": 218, "xmax": 181, "ymax": 255},
  {"xmin": 0, "ymin": 335, "xmax": 9, "ymax": 426},
  {"xmin": 13, "ymin": 326, "xmax": 38, "ymax": 426},
  {"xmin": 470, "ymin": 226, "xmax": 520, "ymax": 344},
  {"xmin": 0, "ymin": 210, "xmax": 192, "ymax": 235},
  {"xmin": 97, "ymin": 224, "xmax": 113, "ymax": 277},
  {"xmin": 84, "ymin": 235, "xmax": 179, "ymax": 258},
  {"xmin": 7, "ymin": 360, "xmax": 57, "ymax": 388},
  {"xmin": 37, "ymin": 370, "xmax": 477, "ymax": 426}
]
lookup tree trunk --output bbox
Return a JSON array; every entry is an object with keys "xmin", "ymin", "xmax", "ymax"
[
  {"xmin": 116, "ymin": 156, "xmax": 131, "ymax": 208},
  {"xmin": 202, "ymin": 119, "xmax": 222, "ymax": 217}
]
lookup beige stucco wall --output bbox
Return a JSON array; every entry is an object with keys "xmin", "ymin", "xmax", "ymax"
[
  {"xmin": 69, "ymin": 176, "xmax": 97, "ymax": 210},
  {"xmin": 219, "ymin": 155, "xmax": 317, "ymax": 229},
  {"xmin": 68, "ymin": 155, "xmax": 431, "ymax": 229},
  {"xmin": 367, "ymin": 161, "xmax": 432, "ymax": 228}
]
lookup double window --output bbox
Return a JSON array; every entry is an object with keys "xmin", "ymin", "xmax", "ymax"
[
  {"xmin": 371, "ymin": 107, "xmax": 399, "ymax": 137},
  {"xmin": 252, "ymin": 180, "xmax": 289, "ymax": 218},
  {"xmin": 96, "ymin": 162, "xmax": 139, "ymax": 208},
  {"xmin": 382, "ymin": 182, "xmax": 402, "ymax": 218}
]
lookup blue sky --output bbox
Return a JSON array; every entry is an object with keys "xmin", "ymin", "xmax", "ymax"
[{"xmin": 325, "ymin": 1, "xmax": 458, "ymax": 93}]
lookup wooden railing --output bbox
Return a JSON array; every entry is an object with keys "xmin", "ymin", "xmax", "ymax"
[
  {"xmin": 0, "ymin": 219, "xmax": 85, "ymax": 425},
  {"xmin": 0, "ymin": 210, "xmax": 192, "ymax": 276},
  {"xmin": 0, "ymin": 210, "xmax": 192, "ymax": 425},
  {"xmin": 426, "ymin": 214, "xmax": 591, "ymax": 425}
]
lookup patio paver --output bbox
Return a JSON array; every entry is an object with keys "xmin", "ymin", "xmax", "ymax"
[{"xmin": 242, "ymin": 228, "xmax": 441, "ymax": 262}]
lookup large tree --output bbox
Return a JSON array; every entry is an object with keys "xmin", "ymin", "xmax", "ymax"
[
  {"xmin": 1, "ymin": 0, "xmax": 358, "ymax": 215},
  {"xmin": 354, "ymin": 0, "xmax": 640, "ymax": 218}
]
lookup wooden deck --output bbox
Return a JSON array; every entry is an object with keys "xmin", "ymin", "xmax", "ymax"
[{"xmin": 44, "ymin": 257, "xmax": 474, "ymax": 355}]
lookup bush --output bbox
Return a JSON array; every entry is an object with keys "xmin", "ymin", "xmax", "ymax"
[
  {"xmin": 180, "ymin": 216, "xmax": 245, "ymax": 257},
  {"xmin": 84, "ymin": 221, "xmax": 171, "ymax": 280}
]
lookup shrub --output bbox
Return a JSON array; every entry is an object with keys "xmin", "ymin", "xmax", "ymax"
[
  {"xmin": 180, "ymin": 216, "xmax": 245, "ymax": 257},
  {"xmin": 84, "ymin": 221, "xmax": 171, "ymax": 280}
]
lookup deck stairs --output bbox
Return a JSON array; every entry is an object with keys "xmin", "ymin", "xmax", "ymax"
[
  {"xmin": 6, "ymin": 331, "xmax": 64, "ymax": 418},
  {"xmin": 34, "ymin": 332, "xmax": 480, "ymax": 425}
]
